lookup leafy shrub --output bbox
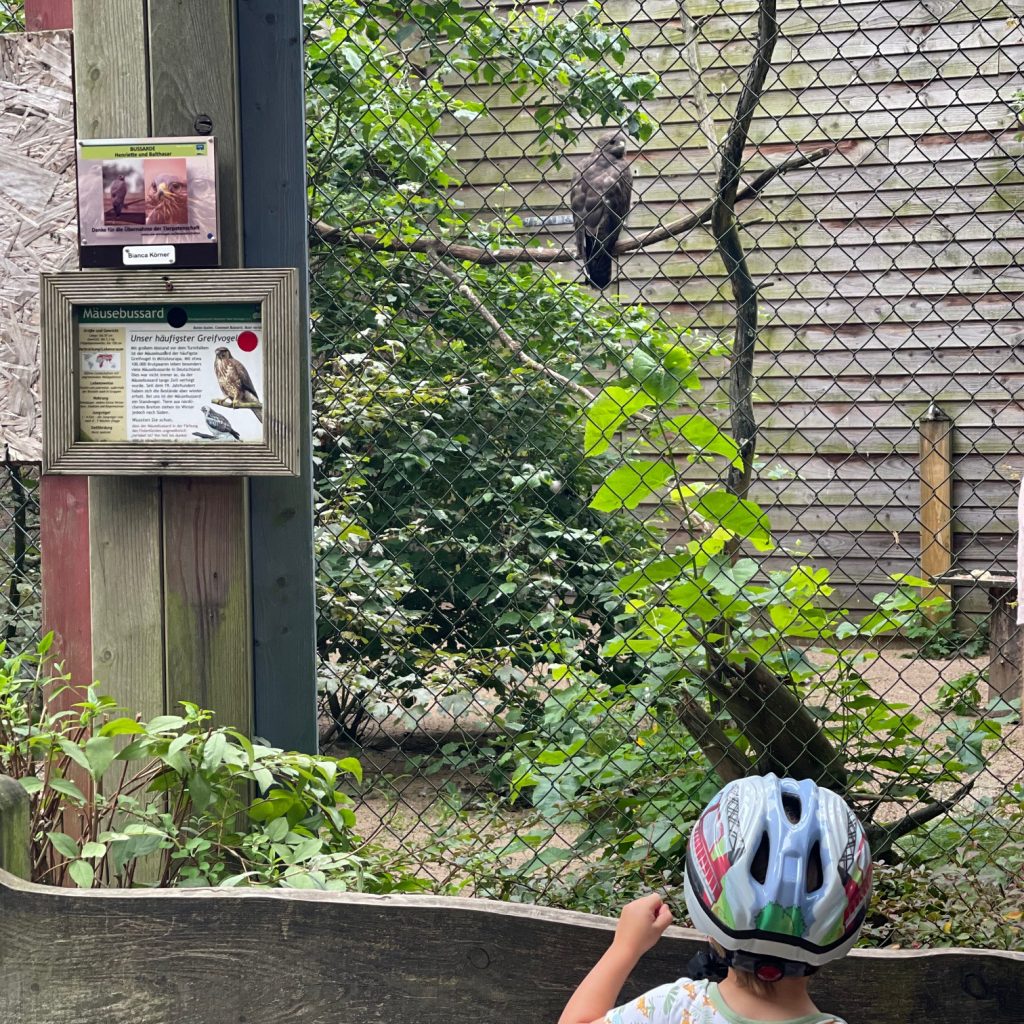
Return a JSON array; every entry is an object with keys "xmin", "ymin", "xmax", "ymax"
[
  {"xmin": 0, "ymin": 637, "xmax": 423, "ymax": 891},
  {"xmin": 305, "ymin": 0, "xmax": 689, "ymax": 742}
]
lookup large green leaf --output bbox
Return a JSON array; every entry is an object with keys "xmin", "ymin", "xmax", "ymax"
[
  {"xmin": 692, "ymin": 490, "xmax": 774, "ymax": 550},
  {"xmin": 590, "ymin": 459, "xmax": 674, "ymax": 512},
  {"xmin": 668, "ymin": 414, "xmax": 743, "ymax": 467},
  {"xmin": 583, "ymin": 387, "xmax": 654, "ymax": 457}
]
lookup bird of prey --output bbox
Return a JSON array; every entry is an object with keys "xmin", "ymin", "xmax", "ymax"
[
  {"xmin": 214, "ymin": 347, "xmax": 262, "ymax": 423},
  {"xmin": 147, "ymin": 173, "xmax": 189, "ymax": 225},
  {"xmin": 109, "ymin": 175, "xmax": 128, "ymax": 218},
  {"xmin": 200, "ymin": 405, "xmax": 240, "ymax": 441},
  {"xmin": 570, "ymin": 129, "xmax": 633, "ymax": 289}
]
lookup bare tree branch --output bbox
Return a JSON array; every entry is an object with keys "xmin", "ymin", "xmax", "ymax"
[
  {"xmin": 714, "ymin": 0, "xmax": 780, "ymax": 500},
  {"xmin": 676, "ymin": 694, "xmax": 752, "ymax": 783},
  {"xmin": 429, "ymin": 255, "xmax": 598, "ymax": 401},
  {"xmin": 865, "ymin": 779, "xmax": 975, "ymax": 856},
  {"xmin": 678, "ymin": 0, "xmax": 720, "ymax": 176},
  {"xmin": 309, "ymin": 146, "xmax": 831, "ymax": 264}
]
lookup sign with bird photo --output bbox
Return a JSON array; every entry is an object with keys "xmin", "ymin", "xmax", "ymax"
[
  {"xmin": 75, "ymin": 137, "xmax": 219, "ymax": 268},
  {"xmin": 77, "ymin": 304, "xmax": 264, "ymax": 444},
  {"xmin": 40, "ymin": 269, "xmax": 299, "ymax": 476}
]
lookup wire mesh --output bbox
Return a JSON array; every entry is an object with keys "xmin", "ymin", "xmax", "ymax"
[
  {"xmin": 0, "ymin": 1, "xmax": 22, "ymax": 33},
  {"xmin": 305, "ymin": 0, "xmax": 1024, "ymax": 946}
]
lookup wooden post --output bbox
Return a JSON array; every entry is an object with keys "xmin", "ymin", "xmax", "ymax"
[
  {"xmin": 918, "ymin": 403, "xmax": 953, "ymax": 621},
  {"xmin": 986, "ymin": 581, "xmax": 1023, "ymax": 710},
  {"xmin": 0, "ymin": 776, "xmax": 29, "ymax": 880},
  {"xmin": 37, "ymin": 0, "xmax": 318, "ymax": 744},
  {"xmin": 237, "ymin": 0, "xmax": 317, "ymax": 751}
]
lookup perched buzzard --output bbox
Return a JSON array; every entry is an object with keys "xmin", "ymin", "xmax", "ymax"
[
  {"xmin": 147, "ymin": 174, "xmax": 188, "ymax": 225},
  {"xmin": 201, "ymin": 405, "xmax": 240, "ymax": 441},
  {"xmin": 570, "ymin": 130, "xmax": 632, "ymax": 289},
  {"xmin": 109, "ymin": 175, "xmax": 128, "ymax": 218},
  {"xmin": 214, "ymin": 347, "xmax": 262, "ymax": 423}
]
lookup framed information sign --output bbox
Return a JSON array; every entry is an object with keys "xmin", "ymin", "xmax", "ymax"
[{"xmin": 40, "ymin": 269, "xmax": 299, "ymax": 476}]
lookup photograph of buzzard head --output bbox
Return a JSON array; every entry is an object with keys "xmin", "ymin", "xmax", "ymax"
[
  {"xmin": 214, "ymin": 347, "xmax": 263, "ymax": 423},
  {"xmin": 147, "ymin": 173, "xmax": 189, "ymax": 225},
  {"xmin": 570, "ymin": 129, "xmax": 633, "ymax": 290}
]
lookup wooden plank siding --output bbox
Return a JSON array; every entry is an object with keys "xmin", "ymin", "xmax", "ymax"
[{"xmin": 443, "ymin": 0, "xmax": 1024, "ymax": 611}]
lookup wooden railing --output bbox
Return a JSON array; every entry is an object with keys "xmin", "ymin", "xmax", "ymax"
[{"xmin": 0, "ymin": 776, "xmax": 1020, "ymax": 1024}]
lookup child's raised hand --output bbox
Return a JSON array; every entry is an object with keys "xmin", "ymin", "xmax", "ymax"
[{"xmin": 612, "ymin": 894, "xmax": 673, "ymax": 958}]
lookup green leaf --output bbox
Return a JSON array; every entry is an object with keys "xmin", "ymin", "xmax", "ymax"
[
  {"xmin": 48, "ymin": 831, "xmax": 79, "ymax": 859},
  {"xmin": 583, "ymin": 387, "xmax": 654, "ymax": 457},
  {"xmin": 80, "ymin": 841, "xmax": 107, "ymax": 859},
  {"xmin": 335, "ymin": 756, "xmax": 363, "ymax": 783},
  {"xmin": 668, "ymin": 414, "xmax": 743, "ymax": 467},
  {"xmin": 99, "ymin": 717, "xmax": 145, "ymax": 737},
  {"xmin": 48, "ymin": 777, "xmax": 86, "ymax": 803},
  {"xmin": 692, "ymin": 490, "xmax": 774, "ymax": 550},
  {"xmin": 84, "ymin": 735, "xmax": 116, "ymax": 779},
  {"xmin": 202, "ymin": 732, "xmax": 228, "ymax": 771},
  {"xmin": 68, "ymin": 860, "xmax": 94, "ymax": 888},
  {"xmin": 18, "ymin": 776, "xmax": 42, "ymax": 795},
  {"xmin": 58, "ymin": 739, "xmax": 92, "ymax": 774},
  {"xmin": 266, "ymin": 817, "xmax": 290, "ymax": 842},
  {"xmin": 617, "ymin": 553, "xmax": 693, "ymax": 592},
  {"xmin": 590, "ymin": 460, "xmax": 674, "ymax": 512},
  {"xmin": 188, "ymin": 772, "xmax": 215, "ymax": 814}
]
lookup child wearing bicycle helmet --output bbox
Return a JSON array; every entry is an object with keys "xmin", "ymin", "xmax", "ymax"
[{"xmin": 558, "ymin": 775, "xmax": 872, "ymax": 1024}]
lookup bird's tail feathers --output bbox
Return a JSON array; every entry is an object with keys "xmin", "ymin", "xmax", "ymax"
[
  {"xmin": 584, "ymin": 235, "xmax": 614, "ymax": 289},
  {"xmin": 251, "ymin": 407, "xmax": 263, "ymax": 424}
]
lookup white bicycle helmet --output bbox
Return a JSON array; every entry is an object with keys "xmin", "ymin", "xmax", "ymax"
[{"xmin": 684, "ymin": 775, "xmax": 872, "ymax": 975}]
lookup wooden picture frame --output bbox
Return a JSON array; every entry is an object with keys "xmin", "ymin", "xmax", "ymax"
[{"xmin": 40, "ymin": 268, "xmax": 300, "ymax": 476}]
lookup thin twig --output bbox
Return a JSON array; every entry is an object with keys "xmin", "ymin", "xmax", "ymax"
[{"xmin": 429, "ymin": 255, "xmax": 598, "ymax": 402}]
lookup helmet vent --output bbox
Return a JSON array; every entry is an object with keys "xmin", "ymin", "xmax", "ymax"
[
  {"xmin": 807, "ymin": 839, "xmax": 824, "ymax": 892},
  {"xmin": 781, "ymin": 793, "xmax": 802, "ymax": 823},
  {"xmin": 751, "ymin": 830, "xmax": 770, "ymax": 884}
]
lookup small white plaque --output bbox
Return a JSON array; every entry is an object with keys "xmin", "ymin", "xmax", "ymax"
[{"xmin": 122, "ymin": 244, "xmax": 176, "ymax": 266}]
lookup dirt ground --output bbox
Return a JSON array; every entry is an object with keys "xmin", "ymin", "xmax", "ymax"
[{"xmin": 328, "ymin": 643, "xmax": 1024, "ymax": 882}]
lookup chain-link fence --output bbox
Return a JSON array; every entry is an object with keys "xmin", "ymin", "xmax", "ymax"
[
  {"xmin": 306, "ymin": 0, "xmax": 1023, "ymax": 946},
  {"xmin": 0, "ymin": 0, "xmax": 1020, "ymax": 946},
  {"xmin": 0, "ymin": 1, "xmax": 22, "ymax": 32}
]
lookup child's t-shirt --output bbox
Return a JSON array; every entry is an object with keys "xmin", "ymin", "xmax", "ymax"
[{"xmin": 603, "ymin": 978, "xmax": 846, "ymax": 1024}]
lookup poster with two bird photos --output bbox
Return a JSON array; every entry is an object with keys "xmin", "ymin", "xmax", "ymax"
[{"xmin": 76, "ymin": 137, "xmax": 219, "ymax": 268}]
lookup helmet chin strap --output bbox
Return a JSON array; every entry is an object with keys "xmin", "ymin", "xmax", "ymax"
[{"xmin": 715, "ymin": 945, "xmax": 817, "ymax": 982}]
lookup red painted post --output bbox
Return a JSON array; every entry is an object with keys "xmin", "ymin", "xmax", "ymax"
[
  {"xmin": 23, "ymin": 0, "xmax": 73, "ymax": 30},
  {"xmin": 39, "ymin": 476, "xmax": 93, "ymax": 695},
  {"xmin": 29, "ymin": 1, "xmax": 90, "ymax": 708}
]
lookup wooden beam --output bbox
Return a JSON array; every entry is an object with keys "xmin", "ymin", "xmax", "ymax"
[
  {"xmin": 146, "ymin": 0, "xmax": 252, "ymax": 734},
  {"xmin": 71, "ymin": 0, "xmax": 165, "ymax": 718},
  {"xmin": 237, "ymin": 0, "xmax": 317, "ymax": 751},
  {"xmin": 0, "ymin": 868, "xmax": 1022, "ymax": 1024},
  {"xmin": 918, "ymin": 402, "xmax": 954, "ymax": 621},
  {"xmin": 39, "ymin": 476, "xmax": 91, "ymax": 694}
]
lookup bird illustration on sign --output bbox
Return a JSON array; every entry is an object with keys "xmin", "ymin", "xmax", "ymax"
[
  {"xmin": 193, "ymin": 405, "xmax": 241, "ymax": 442},
  {"xmin": 213, "ymin": 347, "xmax": 262, "ymax": 423}
]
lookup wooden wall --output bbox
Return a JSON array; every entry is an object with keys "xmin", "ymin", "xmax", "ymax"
[{"xmin": 447, "ymin": 0, "xmax": 1024, "ymax": 610}]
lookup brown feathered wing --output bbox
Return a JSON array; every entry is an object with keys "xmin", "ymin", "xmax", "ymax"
[{"xmin": 570, "ymin": 149, "xmax": 632, "ymax": 289}]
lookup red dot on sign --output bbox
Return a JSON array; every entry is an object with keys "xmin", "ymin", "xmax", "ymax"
[{"xmin": 237, "ymin": 331, "xmax": 258, "ymax": 352}]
